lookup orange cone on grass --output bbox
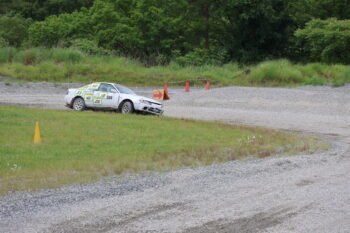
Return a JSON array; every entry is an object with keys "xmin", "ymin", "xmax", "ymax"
[{"xmin": 33, "ymin": 121, "xmax": 42, "ymax": 144}]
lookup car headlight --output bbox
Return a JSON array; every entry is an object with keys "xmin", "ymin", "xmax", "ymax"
[{"xmin": 140, "ymin": 99, "xmax": 151, "ymax": 104}]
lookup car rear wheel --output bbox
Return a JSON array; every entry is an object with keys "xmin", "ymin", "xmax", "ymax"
[
  {"xmin": 72, "ymin": 97, "xmax": 85, "ymax": 111},
  {"xmin": 120, "ymin": 101, "xmax": 134, "ymax": 114}
]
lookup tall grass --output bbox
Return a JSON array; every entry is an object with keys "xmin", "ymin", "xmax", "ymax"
[
  {"xmin": 50, "ymin": 48, "xmax": 83, "ymax": 63},
  {"xmin": 0, "ymin": 47, "xmax": 349, "ymax": 87},
  {"xmin": 0, "ymin": 47, "xmax": 83, "ymax": 65},
  {"xmin": 248, "ymin": 60, "xmax": 305, "ymax": 85},
  {"xmin": 0, "ymin": 47, "xmax": 17, "ymax": 63}
]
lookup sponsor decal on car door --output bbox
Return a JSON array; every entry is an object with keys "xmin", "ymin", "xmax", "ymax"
[
  {"xmin": 93, "ymin": 84, "xmax": 119, "ymax": 108},
  {"xmin": 92, "ymin": 92, "xmax": 105, "ymax": 106},
  {"xmin": 103, "ymin": 91, "xmax": 119, "ymax": 108}
]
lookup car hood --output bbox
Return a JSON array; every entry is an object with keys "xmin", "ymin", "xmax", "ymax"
[{"xmin": 120, "ymin": 93, "xmax": 162, "ymax": 105}]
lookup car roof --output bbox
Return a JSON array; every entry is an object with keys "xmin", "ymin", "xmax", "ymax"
[{"xmin": 91, "ymin": 82, "xmax": 119, "ymax": 86}]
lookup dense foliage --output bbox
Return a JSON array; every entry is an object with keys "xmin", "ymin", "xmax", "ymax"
[
  {"xmin": 0, "ymin": 0, "xmax": 93, "ymax": 20},
  {"xmin": 0, "ymin": 0, "xmax": 350, "ymax": 64},
  {"xmin": 295, "ymin": 18, "xmax": 350, "ymax": 64},
  {"xmin": 0, "ymin": 15, "xmax": 32, "ymax": 47}
]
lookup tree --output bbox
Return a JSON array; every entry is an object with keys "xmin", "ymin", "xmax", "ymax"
[
  {"xmin": 0, "ymin": 0, "xmax": 94, "ymax": 21},
  {"xmin": 0, "ymin": 15, "xmax": 31, "ymax": 47},
  {"xmin": 89, "ymin": 0, "xmax": 201, "ymax": 61},
  {"xmin": 8, "ymin": 0, "xmax": 350, "ymax": 63},
  {"xmin": 289, "ymin": 0, "xmax": 350, "ymax": 27},
  {"xmin": 28, "ymin": 10, "xmax": 92, "ymax": 47},
  {"xmin": 216, "ymin": 0, "xmax": 294, "ymax": 63},
  {"xmin": 295, "ymin": 18, "xmax": 350, "ymax": 63}
]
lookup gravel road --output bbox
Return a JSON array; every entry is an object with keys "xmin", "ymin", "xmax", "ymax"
[{"xmin": 0, "ymin": 78, "xmax": 349, "ymax": 233}]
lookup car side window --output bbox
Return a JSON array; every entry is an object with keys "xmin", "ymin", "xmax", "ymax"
[
  {"xmin": 98, "ymin": 83, "xmax": 108, "ymax": 92},
  {"xmin": 107, "ymin": 85, "xmax": 117, "ymax": 93},
  {"xmin": 98, "ymin": 84, "xmax": 116, "ymax": 93}
]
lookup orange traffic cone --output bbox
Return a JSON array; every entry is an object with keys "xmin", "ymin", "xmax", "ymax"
[
  {"xmin": 33, "ymin": 121, "xmax": 42, "ymax": 144},
  {"xmin": 205, "ymin": 80, "xmax": 210, "ymax": 90},
  {"xmin": 185, "ymin": 80, "xmax": 190, "ymax": 92}
]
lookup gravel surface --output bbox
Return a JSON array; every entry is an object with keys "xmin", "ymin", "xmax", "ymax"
[{"xmin": 0, "ymin": 78, "xmax": 349, "ymax": 233}]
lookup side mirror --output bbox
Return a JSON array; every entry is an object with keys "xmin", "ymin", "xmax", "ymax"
[{"xmin": 110, "ymin": 89, "xmax": 117, "ymax": 94}]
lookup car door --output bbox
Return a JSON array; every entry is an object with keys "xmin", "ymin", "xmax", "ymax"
[
  {"xmin": 93, "ymin": 83, "xmax": 120, "ymax": 108},
  {"xmin": 82, "ymin": 89, "xmax": 95, "ymax": 108}
]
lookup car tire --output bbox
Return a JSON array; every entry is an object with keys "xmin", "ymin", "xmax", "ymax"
[
  {"xmin": 72, "ymin": 97, "xmax": 85, "ymax": 111},
  {"xmin": 120, "ymin": 101, "xmax": 134, "ymax": 114}
]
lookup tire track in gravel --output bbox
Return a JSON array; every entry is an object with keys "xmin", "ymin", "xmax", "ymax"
[
  {"xmin": 44, "ymin": 202, "xmax": 186, "ymax": 233},
  {"xmin": 183, "ymin": 206, "xmax": 298, "ymax": 233}
]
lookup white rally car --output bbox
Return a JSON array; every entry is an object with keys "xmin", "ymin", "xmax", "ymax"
[{"xmin": 64, "ymin": 82, "xmax": 164, "ymax": 115}]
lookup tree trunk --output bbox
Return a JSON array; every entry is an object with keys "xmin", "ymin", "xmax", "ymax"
[{"xmin": 203, "ymin": 3, "xmax": 209, "ymax": 49}]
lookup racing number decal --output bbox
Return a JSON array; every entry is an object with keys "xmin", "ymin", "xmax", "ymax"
[
  {"xmin": 84, "ymin": 94, "xmax": 93, "ymax": 101},
  {"xmin": 94, "ymin": 99, "xmax": 102, "ymax": 105},
  {"xmin": 100, "ymin": 92, "xmax": 108, "ymax": 98},
  {"xmin": 90, "ymin": 83, "xmax": 100, "ymax": 90},
  {"xmin": 75, "ymin": 90, "xmax": 83, "ymax": 95}
]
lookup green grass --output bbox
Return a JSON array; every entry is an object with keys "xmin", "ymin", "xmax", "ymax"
[
  {"xmin": 0, "ymin": 106, "xmax": 328, "ymax": 194},
  {"xmin": 0, "ymin": 48, "xmax": 349, "ymax": 87}
]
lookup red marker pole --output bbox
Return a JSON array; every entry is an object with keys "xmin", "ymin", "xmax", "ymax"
[
  {"xmin": 205, "ymin": 80, "xmax": 210, "ymax": 90},
  {"xmin": 185, "ymin": 80, "xmax": 190, "ymax": 92}
]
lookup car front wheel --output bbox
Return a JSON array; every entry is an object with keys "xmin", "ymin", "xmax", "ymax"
[
  {"xmin": 72, "ymin": 97, "xmax": 85, "ymax": 111},
  {"xmin": 120, "ymin": 101, "xmax": 134, "ymax": 114}
]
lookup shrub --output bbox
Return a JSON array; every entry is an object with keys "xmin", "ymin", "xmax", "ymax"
[
  {"xmin": 249, "ymin": 60, "xmax": 304, "ymax": 84},
  {"xmin": 69, "ymin": 39, "xmax": 111, "ymax": 56},
  {"xmin": 0, "ymin": 37, "xmax": 8, "ymax": 48},
  {"xmin": 20, "ymin": 49, "xmax": 40, "ymax": 65},
  {"xmin": 295, "ymin": 18, "xmax": 350, "ymax": 64},
  {"xmin": 29, "ymin": 16, "xmax": 68, "ymax": 47},
  {"xmin": 333, "ymin": 67, "xmax": 350, "ymax": 86},
  {"xmin": 0, "ymin": 15, "xmax": 31, "ymax": 47},
  {"xmin": 0, "ymin": 47, "xmax": 17, "ymax": 63},
  {"xmin": 51, "ymin": 48, "xmax": 83, "ymax": 63},
  {"xmin": 303, "ymin": 76, "xmax": 327, "ymax": 86},
  {"xmin": 344, "ymin": 67, "xmax": 350, "ymax": 81},
  {"xmin": 175, "ymin": 48, "xmax": 228, "ymax": 66},
  {"xmin": 28, "ymin": 11, "xmax": 92, "ymax": 48},
  {"xmin": 12, "ymin": 48, "xmax": 84, "ymax": 64}
]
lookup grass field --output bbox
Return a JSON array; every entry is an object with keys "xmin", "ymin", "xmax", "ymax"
[
  {"xmin": 0, "ymin": 48, "xmax": 350, "ymax": 87},
  {"xmin": 0, "ymin": 107, "xmax": 328, "ymax": 195}
]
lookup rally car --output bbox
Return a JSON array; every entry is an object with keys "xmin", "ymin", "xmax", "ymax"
[{"xmin": 64, "ymin": 82, "xmax": 164, "ymax": 115}]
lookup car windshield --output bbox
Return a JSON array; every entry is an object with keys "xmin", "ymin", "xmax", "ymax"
[{"xmin": 114, "ymin": 84, "xmax": 136, "ymax": 95}]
